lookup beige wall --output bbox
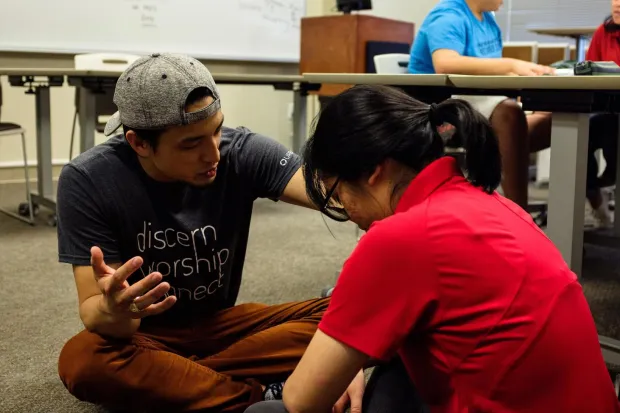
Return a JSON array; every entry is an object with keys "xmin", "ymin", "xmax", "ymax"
[
  {"xmin": 361, "ymin": 0, "xmax": 439, "ymax": 24},
  {"xmin": 0, "ymin": 0, "xmax": 434, "ymax": 178}
]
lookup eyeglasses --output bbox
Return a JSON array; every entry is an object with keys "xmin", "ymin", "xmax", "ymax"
[{"xmin": 321, "ymin": 178, "xmax": 350, "ymax": 222}]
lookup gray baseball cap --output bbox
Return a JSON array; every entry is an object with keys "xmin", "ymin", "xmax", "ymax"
[{"xmin": 104, "ymin": 53, "xmax": 221, "ymax": 136}]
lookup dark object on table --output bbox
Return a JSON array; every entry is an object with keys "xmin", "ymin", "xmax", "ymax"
[
  {"xmin": 574, "ymin": 60, "xmax": 620, "ymax": 75},
  {"xmin": 337, "ymin": 0, "xmax": 372, "ymax": 14}
]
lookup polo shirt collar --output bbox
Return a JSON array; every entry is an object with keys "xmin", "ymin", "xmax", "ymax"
[{"xmin": 395, "ymin": 156, "xmax": 462, "ymax": 213}]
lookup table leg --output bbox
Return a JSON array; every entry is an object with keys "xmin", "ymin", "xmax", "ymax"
[
  {"xmin": 575, "ymin": 36, "xmax": 588, "ymax": 62},
  {"xmin": 547, "ymin": 113, "xmax": 589, "ymax": 276},
  {"xmin": 78, "ymin": 86, "xmax": 96, "ymax": 153},
  {"xmin": 292, "ymin": 86, "xmax": 307, "ymax": 154},
  {"xmin": 32, "ymin": 86, "xmax": 56, "ymax": 211}
]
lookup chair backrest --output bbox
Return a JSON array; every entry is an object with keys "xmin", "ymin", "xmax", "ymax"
[
  {"xmin": 373, "ymin": 53, "xmax": 410, "ymax": 74},
  {"xmin": 74, "ymin": 53, "xmax": 141, "ymax": 123},
  {"xmin": 537, "ymin": 43, "xmax": 571, "ymax": 66},
  {"xmin": 502, "ymin": 41, "xmax": 538, "ymax": 63},
  {"xmin": 74, "ymin": 53, "xmax": 141, "ymax": 71}
]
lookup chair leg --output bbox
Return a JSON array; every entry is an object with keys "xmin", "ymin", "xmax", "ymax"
[
  {"xmin": 21, "ymin": 132, "xmax": 34, "ymax": 224},
  {"xmin": 0, "ymin": 131, "xmax": 35, "ymax": 225}
]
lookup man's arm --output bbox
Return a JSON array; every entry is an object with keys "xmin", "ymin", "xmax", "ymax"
[
  {"xmin": 230, "ymin": 128, "xmax": 317, "ymax": 208},
  {"xmin": 74, "ymin": 263, "xmax": 141, "ymax": 338},
  {"xmin": 56, "ymin": 164, "xmax": 133, "ymax": 337},
  {"xmin": 279, "ymin": 168, "xmax": 316, "ymax": 210}
]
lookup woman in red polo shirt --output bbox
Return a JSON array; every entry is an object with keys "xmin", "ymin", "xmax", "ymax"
[
  {"xmin": 246, "ymin": 85, "xmax": 619, "ymax": 413},
  {"xmin": 585, "ymin": 9, "xmax": 620, "ymax": 226}
]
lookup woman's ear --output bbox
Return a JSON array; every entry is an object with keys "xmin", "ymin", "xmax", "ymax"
[{"xmin": 367, "ymin": 163, "xmax": 385, "ymax": 186}]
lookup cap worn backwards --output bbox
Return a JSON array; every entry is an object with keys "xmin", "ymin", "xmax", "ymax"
[{"xmin": 104, "ymin": 53, "xmax": 221, "ymax": 136}]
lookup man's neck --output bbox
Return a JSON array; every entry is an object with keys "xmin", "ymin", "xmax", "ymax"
[{"xmin": 465, "ymin": 0, "xmax": 484, "ymax": 20}]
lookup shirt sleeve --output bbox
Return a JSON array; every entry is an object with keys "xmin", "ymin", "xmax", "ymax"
[
  {"xmin": 56, "ymin": 164, "xmax": 121, "ymax": 266},
  {"xmin": 318, "ymin": 215, "xmax": 439, "ymax": 361},
  {"xmin": 586, "ymin": 25, "xmax": 604, "ymax": 62},
  {"xmin": 229, "ymin": 127, "xmax": 301, "ymax": 200},
  {"xmin": 425, "ymin": 12, "xmax": 468, "ymax": 55}
]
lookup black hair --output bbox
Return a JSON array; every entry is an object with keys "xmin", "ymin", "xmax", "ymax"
[
  {"xmin": 122, "ymin": 86, "xmax": 213, "ymax": 150},
  {"xmin": 302, "ymin": 85, "xmax": 502, "ymax": 221},
  {"xmin": 603, "ymin": 15, "xmax": 620, "ymax": 33}
]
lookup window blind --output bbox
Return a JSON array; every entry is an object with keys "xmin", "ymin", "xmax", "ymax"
[{"xmin": 494, "ymin": 0, "xmax": 610, "ymax": 42}]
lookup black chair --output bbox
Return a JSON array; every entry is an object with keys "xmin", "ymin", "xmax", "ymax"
[{"xmin": 0, "ymin": 83, "xmax": 35, "ymax": 225}]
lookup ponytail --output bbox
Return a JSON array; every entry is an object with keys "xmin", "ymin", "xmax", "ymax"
[{"xmin": 430, "ymin": 99, "xmax": 502, "ymax": 193}]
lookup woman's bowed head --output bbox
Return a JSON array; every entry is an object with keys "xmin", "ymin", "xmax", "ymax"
[{"xmin": 302, "ymin": 84, "xmax": 502, "ymax": 229}]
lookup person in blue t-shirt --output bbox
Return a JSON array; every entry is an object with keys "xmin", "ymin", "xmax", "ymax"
[{"xmin": 409, "ymin": 0, "xmax": 554, "ymax": 210}]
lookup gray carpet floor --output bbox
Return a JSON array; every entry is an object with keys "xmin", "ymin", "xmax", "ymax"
[{"xmin": 0, "ymin": 181, "xmax": 619, "ymax": 413}]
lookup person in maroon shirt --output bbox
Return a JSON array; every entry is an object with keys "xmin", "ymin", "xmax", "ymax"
[
  {"xmin": 245, "ymin": 85, "xmax": 619, "ymax": 413},
  {"xmin": 584, "ymin": 8, "xmax": 620, "ymax": 226}
]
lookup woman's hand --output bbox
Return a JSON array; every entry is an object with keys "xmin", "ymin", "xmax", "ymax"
[{"xmin": 332, "ymin": 369, "xmax": 365, "ymax": 413}]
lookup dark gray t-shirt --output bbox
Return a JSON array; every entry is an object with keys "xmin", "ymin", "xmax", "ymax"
[{"xmin": 57, "ymin": 126, "xmax": 300, "ymax": 325}]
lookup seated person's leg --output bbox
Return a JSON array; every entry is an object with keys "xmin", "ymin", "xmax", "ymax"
[
  {"xmin": 363, "ymin": 357, "xmax": 429, "ymax": 413},
  {"xmin": 245, "ymin": 358, "xmax": 429, "ymax": 413},
  {"xmin": 527, "ymin": 112, "xmax": 552, "ymax": 154},
  {"xmin": 452, "ymin": 96, "xmax": 530, "ymax": 209},
  {"xmin": 58, "ymin": 298, "xmax": 329, "ymax": 412},
  {"xmin": 594, "ymin": 113, "xmax": 619, "ymax": 187},
  {"xmin": 585, "ymin": 113, "xmax": 617, "ymax": 227},
  {"xmin": 245, "ymin": 401, "xmax": 289, "ymax": 413},
  {"xmin": 59, "ymin": 328, "xmax": 264, "ymax": 412}
]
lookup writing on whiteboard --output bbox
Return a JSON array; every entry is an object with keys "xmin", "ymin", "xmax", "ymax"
[
  {"xmin": 127, "ymin": 0, "xmax": 167, "ymax": 29},
  {"xmin": 239, "ymin": 0, "xmax": 303, "ymax": 32}
]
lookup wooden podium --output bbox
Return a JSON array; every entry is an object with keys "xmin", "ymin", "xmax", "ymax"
[{"xmin": 300, "ymin": 15, "xmax": 415, "ymax": 96}]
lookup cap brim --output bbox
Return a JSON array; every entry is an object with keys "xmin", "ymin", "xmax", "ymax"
[{"xmin": 104, "ymin": 112, "xmax": 122, "ymax": 136}]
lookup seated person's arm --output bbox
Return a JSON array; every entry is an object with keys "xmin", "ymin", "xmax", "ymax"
[
  {"xmin": 284, "ymin": 331, "xmax": 368, "ymax": 413},
  {"xmin": 230, "ymin": 128, "xmax": 316, "ymax": 209},
  {"xmin": 58, "ymin": 165, "xmax": 173, "ymax": 339},
  {"xmin": 283, "ymin": 225, "xmax": 438, "ymax": 413},
  {"xmin": 585, "ymin": 26, "xmax": 603, "ymax": 62},
  {"xmin": 73, "ymin": 262, "xmax": 140, "ymax": 338},
  {"xmin": 279, "ymin": 169, "xmax": 315, "ymax": 209},
  {"xmin": 432, "ymin": 49, "xmax": 551, "ymax": 76},
  {"xmin": 427, "ymin": 12, "xmax": 552, "ymax": 76}
]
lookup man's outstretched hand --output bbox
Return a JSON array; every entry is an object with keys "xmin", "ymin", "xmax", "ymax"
[{"xmin": 90, "ymin": 246, "xmax": 176, "ymax": 319}]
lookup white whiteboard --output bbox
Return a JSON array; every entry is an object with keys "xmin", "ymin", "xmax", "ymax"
[{"xmin": 0, "ymin": 0, "xmax": 305, "ymax": 63}]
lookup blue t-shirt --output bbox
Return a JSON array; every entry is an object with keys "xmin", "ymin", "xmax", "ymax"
[{"xmin": 408, "ymin": 0, "xmax": 503, "ymax": 74}]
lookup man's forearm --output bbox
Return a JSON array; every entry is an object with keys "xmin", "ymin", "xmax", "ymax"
[
  {"xmin": 79, "ymin": 295, "xmax": 140, "ymax": 339},
  {"xmin": 435, "ymin": 56, "xmax": 515, "ymax": 75}
]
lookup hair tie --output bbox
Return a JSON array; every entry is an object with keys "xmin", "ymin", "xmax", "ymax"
[{"xmin": 428, "ymin": 103, "xmax": 440, "ymax": 126}]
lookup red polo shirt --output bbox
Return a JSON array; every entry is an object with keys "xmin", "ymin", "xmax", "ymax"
[
  {"xmin": 587, "ymin": 23, "xmax": 620, "ymax": 64},
  {"xmin": 319, "ymin": 157, "xmax": 619, "ymax": 413}
]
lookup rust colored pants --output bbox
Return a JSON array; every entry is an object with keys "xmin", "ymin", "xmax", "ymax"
[{"xmin": 58, "ymin": 298, "xmax": 329, "ymax": 413}]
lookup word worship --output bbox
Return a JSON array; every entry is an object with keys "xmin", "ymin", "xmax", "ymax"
[{"xmin": 135, "ymin": 221, "xmax": 231, "ymax": 300}]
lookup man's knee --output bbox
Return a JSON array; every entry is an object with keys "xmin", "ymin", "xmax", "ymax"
[{"xmin": 58, "ymin": 330, "xmax": 113, "ymax": 398}]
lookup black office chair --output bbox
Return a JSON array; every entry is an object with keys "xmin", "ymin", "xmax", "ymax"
[{"xmin": 0, "ymin": 83, "xmax": 35, "ymax": 225}]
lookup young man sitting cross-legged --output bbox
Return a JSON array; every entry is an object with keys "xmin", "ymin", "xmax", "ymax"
[{"xmin": 56, "ymin": 53, "xmax": 364, "ymax": 413}]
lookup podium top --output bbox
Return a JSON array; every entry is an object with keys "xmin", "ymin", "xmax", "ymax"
[{"xmin": 303, "ymin": 73, "xmax": 450, "ymax": 87}]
